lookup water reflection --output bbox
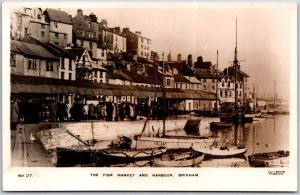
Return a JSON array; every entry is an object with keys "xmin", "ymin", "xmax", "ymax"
[{"xmin": 73, "ymin": 115, "xmax": 289, "ymax": 167}]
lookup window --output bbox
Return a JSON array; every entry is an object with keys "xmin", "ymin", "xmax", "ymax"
[
  {"xmin": 212, "ymin": 85, "xmax": 215, "ymax": 90},
  {"xmin": 25, "ymin": 28, "xmax": 29, "ymax": 35},
  {"xmin": 64, "ymin": 34, "xmax": 67, "ymax": 39},
  {"xmin": 89, "ymin": 32, "xmax": 93, "ymax": 38},
  {"xmin": 10, "ymin": 54, "xmax": 16, "ymax": 67},
  {"xmin": 54, "ymin": 42, "xmax": 59, "ymax": 45},
  {"xmin": 141, "ymin": 51, "xmax": 143, "ymax": 55},
  {"xmin": 228, "ymin": 81, "xmax": 230, "ymax": 87},
  {"xmin": 222, "ymin": 81, "xmax": 225, "ymax": 87},
  {"xmin": 225, "ymin": 91, "xmax": 228, "ymax": 97},
  {"xmin": 191, "ymin": 84, "xmax": 194, "ymax": 89},
  {"xmin": 101, "ymin": 51, "xmax": 105, "ymax": 57},
  {"xmin": 203, "ymin": 78, "xmax": 206, "ymax": 82},
  {"xmin": 41, "ymin": 31, "xmax": 45, "ymax": 37},
  {"xmin": 41, "ymin": 24, "xmax": 45, "ymax": 29},
  {"xmin": 81, "ymin": 40, "xmax": 84, "ymax": 46},
  {"xmin": 18, "ymin": 16, "xmax": 22, "ymax": 24},
  {"xmin": 55, "ymin": 33, "xmax": 58, "ymax": 38},
  {"xmin": 37, "ymin": 14, "xmax": 41, "ymax": 20},
  {"xmin": 69, "ymin": 73, "xmax": 72, "ymax": 80},
  {"xmin": 61, "ymin": 72, "xmax": 64, "ymax": 79},
  {"xmin": 69, "ymin": 59, "xmax": 72, "ymax": 70},
  {"xmin": 54, "ymin": 22, "xmax": 58, "ymax": 28},
  {"xmin": 141, "ymin": 38, "xmax": 144, "ymax": 43},
  {"xmin": 229, "ymin": 91, "xmax": 232, "ymax": 97},
  {"xmin": 89, "ymin": 42, "xmax": 93, "ymax": 50},
  {"xmin": 61, "ymin": 58, "xmax": 65, "ymax": 69},
  {"xmin": 88, "ymin": 22, "xmax": 91, "ymax": 28},
  {"xmin": 166, "ymin": 79, "xmax": 170, "ymax": 86},
  {"xmin": 240, "ymin": 83, "xmax": 242, "ymax": 89},
  {"xmin": 46, "ymin": 61, "xmax": 54, "ymax": 71},
  {"xmin": 220, "ymin": 91, "xmax": 223, "ymax": 97},
  {"xmin": 94, "ymin": 70, "xmax": 98, "ymax": 78},
  {"xmin": 203, "ymin": 85, "xmax": 207, "ymax": 90},
  {"xmin": 180, "ymin": 83, "xmax": 182, "ymax": 89},
  {"xmin": 27, "ymin": 59, "xmax": 37, "ymax": 70},
  {"xmin": 100, "ymin": 71, "xmax": 103, "ymax": 78}
]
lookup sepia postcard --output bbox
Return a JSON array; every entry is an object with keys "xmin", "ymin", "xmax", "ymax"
[{"xmin": 2, "ymin": 2, "xmax": 298, "ymax": 191}]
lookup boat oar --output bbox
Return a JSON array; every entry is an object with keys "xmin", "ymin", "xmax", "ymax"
[{"xmin": 66, "ymin": 129, "xmax": 94, "ymax": 147}]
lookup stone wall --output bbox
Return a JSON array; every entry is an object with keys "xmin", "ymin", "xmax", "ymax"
[{"xmin": 37, "ymin": 118, "xmax": 218, "ymax": 151}]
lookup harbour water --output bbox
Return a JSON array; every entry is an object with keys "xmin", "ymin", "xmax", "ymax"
[{"xmin": 91, "ymin": 115, "xmax": 290, "ymax": 167}]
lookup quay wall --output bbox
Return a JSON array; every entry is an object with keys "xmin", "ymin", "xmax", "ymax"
[{"xmin": 37, "ymin": 117, "xmax": 219, "ymax": 151}]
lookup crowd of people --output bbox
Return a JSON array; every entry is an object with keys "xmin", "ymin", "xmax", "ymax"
[{"xmin": 10, "ymin": 97, "xmax": 180, "ymax": 128}]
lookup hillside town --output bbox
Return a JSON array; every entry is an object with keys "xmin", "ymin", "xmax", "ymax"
[{"xmin": 10, "ymin": 7, "xmax": 281, "ymax": 126}]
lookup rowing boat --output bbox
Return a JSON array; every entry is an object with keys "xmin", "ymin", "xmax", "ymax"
[
  {"xmin": 248, "ymin": 150, "xmax": 289, "ymax": 167},
  {"xmin": 153, "ymin": 149, "xmax": 204, "ymax": 167},
  {"xmin": 191, "ymin": 146, "xmax": 247, "ymax": 157}
]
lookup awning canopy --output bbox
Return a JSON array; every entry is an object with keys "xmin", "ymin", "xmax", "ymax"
[{"xmin": 10, "ymin": 75, "xmax": 216, "ymax": 100}]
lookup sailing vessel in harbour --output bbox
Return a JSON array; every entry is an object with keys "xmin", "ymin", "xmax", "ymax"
[
  {"xmin": 135, "ymin": 53, "xmax": 217, "ymax": 149},
  {"xmin": 218, "ymin": 18, "xmax": 252, "ymax": 124}
]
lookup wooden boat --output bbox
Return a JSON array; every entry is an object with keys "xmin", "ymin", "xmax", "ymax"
[
  {"xmin": 210, "ymin": 122, "xmax": 232, "ymax": 129},
  {"xmin": 191, "ymin": 146, "xmax": 247, "ymax": 157},
  {"xmin": 95, "ymin": 147, "xmax": 167, "ymax": 166},
  {"xmin": 136, "ymin": 135, "xmax": 217, "ymax": 149},
  {"xmin": 253, "ymin": 117, "xmax": 265, "ymax": 121},
  {"xmin": 199, "ymin": 156, "xmax": 247, "ymax": 167},
  {"xmin": 108, "ymin": 136, "xmax": 132, "ymax": 149},
  {"xmin": 54, "ymin": 147, "xmax": 96, "ymax": 167},
  {"xmin": 153, "ymin": 150, "xmax": 205, "ymax": 167},
  {"xmin": 244, "ymin": 112, "xmax": 261, "ymax": 118},
  {"xmin": 248, "ymin": 150, "xmax": 289, "ymax": 167}
]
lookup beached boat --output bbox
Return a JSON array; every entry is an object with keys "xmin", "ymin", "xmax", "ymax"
[
  {"xmin": 54, "ymin": 147, "xmax": 96, "ymax": 167},
  {"xmin": 191, "ymin": 146, "xmax": 247, "ymax": 157},
  {"xmin": 95, "ymin": 147, "xmax": 167, "ymax": 166},
  {"xmin": 210, "ymin": 122, "xmax": 232, "ymax": 129},
  {"xmin": 244, "ymin": 112, "xmax": 261, "ymax": 118},
  {"xmin": 153, "ymin": 150, "xmax": 205, "ymax": 167},
  {"xmin": 248, "ymin": 150, "xmax": 289, "ymax": 167},
  {"xmin": 136, "ymin": 135, "xmax": 217, "ymax": 149}
]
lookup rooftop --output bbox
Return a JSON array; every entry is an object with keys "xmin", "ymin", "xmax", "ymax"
[{"xmin": 44, "ymin": 8, "xmax": 72, "ymax": 24}]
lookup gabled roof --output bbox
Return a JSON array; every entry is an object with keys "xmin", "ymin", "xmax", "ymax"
[
  {"xmin": 45, "ymin": 43, "xmax": 77, "ymax": 59},
  {"xmin": 185, "ymin": 76, "xmax": 201, "ymax": 84},
  {"xmin": 44, "ymin": 9, "xmax": 72, "ymax": 24},
  {"xmin": 167, "ymin": 61, "xmax": 186, "ymax": 72},
  {"xmin": 174, "ymin": 74, "xmax": 191, "ymax": 83},
  {"xmin": 65, "ymin": 48, "xmax": 86, "ymax": 59},
  {"xmin": 11, "ymin": 40, "xmax": 58, "ymax": 60},
  {"xmin": 194, "ymin": 68, "xmax": 216, "ymax": 79}
]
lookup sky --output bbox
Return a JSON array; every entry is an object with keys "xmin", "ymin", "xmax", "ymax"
[{"xmin": 62, "ymin": 3, "xmax": 295, "ymax": 101}]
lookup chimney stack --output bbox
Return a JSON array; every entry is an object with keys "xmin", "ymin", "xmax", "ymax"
[
  {"xmin": 77, "ymin": 9, "xmax": 83, "ymax": 17},
  {"xmin": 177, "ymin": 54, "xmax": 181, "ymax": 61},
  {"xmin": 187, "ymin": 54, "xmax": 193, "ymax": 67}
]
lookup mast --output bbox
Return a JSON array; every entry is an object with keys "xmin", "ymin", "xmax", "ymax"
[
  {"xmin": 234, "ymin": 17, "xmax": 238, "ymax": 112},
  {"xmin": 215, "ymin": 50, "xmax": 219, "ymax": 111},
  {"xmin": 274, "ymin": 80, "xmax": 276, "ymax": 109},
  {"xmin": 162, "ymin": 52, "xmax": 166, "ymax": 137}
]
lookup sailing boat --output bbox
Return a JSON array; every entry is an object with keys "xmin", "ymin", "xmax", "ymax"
[
  {"xmin": 192, "ymin": 124, "xmax": 247, "ymax": 157},
  {"xmin": 218, "ymin": 18, "xmax": 252, "ymax": 124},
  {"xmin": 135, "ymin": 53, "xmax": 217, "ymax": 149}
]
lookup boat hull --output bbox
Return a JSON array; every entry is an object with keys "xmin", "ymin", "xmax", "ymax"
[
  {"xmin": 248, "ymin": 150, "xmax": 289, "ymax": 167},
  {"xmin": 96, "ymin": 147, "xmax": 167, "ymax": 166},
  {"xmin": 54, "ymin": 147, "xmax": 96, "ymax": 167},
  {"xmin": 191, "ymin": 146, "xmax": 247, "ymax": 157},
  {"xmin": 210, "ymin": 122, "xmax": 232, "ymax": 129},
  {"xmin": 136, "ymin": 136, "xmax": 217, "ymax": 149},
  {"xmin": 153, "ymin": 153, "xmax": 205, "ymax": 167}
]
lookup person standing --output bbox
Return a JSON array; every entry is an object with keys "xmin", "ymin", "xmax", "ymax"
[
  {"xmin": 83, "ymin": 103, "xmax": 89, "ymax": 120},
  {"xmin": 11, "ymin": 99, "xmax": 19, "ymax": 130}
]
